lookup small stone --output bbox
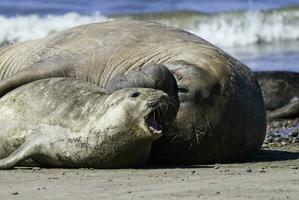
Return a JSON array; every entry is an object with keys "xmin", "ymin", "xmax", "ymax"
[
  {"xmin": 290, "ymin": 130, "xmax": 298, "ymax": 138},
  {"xmin": 265, "ymin": 138, "xmax": 273, "ymax": 144},
  {"xmin": 269, "ymin": 142, "xmax": 275, "ymax": 146},
  {"xmin": 190, "ymin": 170, "xmax": 196, "ymax": 174},
  {"xmin": 246, "ymin": 168, "xmax": 252, "ymax": 173},
  {"xmin": 281, "ymin": 141, "xmax": 288, "ymax": 146},
  {"xmin": 32, "ymin": 167, "xmax": 40, "ymax": 171},
  {"xmin": 290, "ymin": 166, "xmax": 298, "ymax": 169},
  {"xmin": 260, "ymin": 168, "xmax": 266, "ymax": 173},
  {"xmin": 262, "ymin": 144, "xmax": 269, "ymax": 148},
  {"xmin": 11, "ymin": 192, "xmax": 19, "ymax": 195},
  {"xmin": 292, "ymin": 138, "xmax": 299, "ymax": 143},
  {"xmin": 273, "ymin": 122, "xmax": 280, "ymax": 127}
]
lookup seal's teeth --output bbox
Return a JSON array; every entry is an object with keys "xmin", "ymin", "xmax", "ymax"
[{"xmin": 149, "ymin": 126, "xmax": 162, "ymax": 135}]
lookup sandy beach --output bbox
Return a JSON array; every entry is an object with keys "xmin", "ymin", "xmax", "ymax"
[{"xmin": 1, "ymin": 123, "xmax": 298, "ymax": 200}]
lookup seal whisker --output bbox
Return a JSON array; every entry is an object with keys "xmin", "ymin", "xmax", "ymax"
[
  {"xmin": 168, "ymin": 96, "xmax": 178, "ymax": 106},
  {"xmin": 157, "ymin": 105, "xmax": 163, "ymax": 121},
  {"xmin": 161, "ymin": 103, "xmax": 167, "ymax": 113}
]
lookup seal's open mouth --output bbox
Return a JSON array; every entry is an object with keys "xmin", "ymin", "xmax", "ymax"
[{"xmin": 145, "ymin": 109, "xmax": 163, "ymax": 136}]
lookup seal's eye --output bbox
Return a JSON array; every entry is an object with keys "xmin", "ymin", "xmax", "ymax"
[
  {"xmin": 130, "ymin": 92, "xmax": 141, "ymax": 98},
  {"xmin": 178, "ymin": 86, "xmax": 189, "ymax": 93}
]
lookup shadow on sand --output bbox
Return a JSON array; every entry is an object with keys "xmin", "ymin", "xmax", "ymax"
[
  {"xmin": 9, "ymin": 149, "xmax": 299, "ymax": 170},
  {"xmin": 249, "ymin": 149, "xmax": 299, "ymax": 162},
  {"xmin": 142, "ymin": 149, "xmax": 299, "ymax": 169}
]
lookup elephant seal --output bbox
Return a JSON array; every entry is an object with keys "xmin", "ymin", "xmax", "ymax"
[
  {"xmin": 0, "ymin": 20, "xmax": 266, "ymax": 164},
  {"xmin": 0, "ymin": 78, "xmax": 170, "ymax": 169},
  {"xmin": 254, "ymin": 71, "xmax": 299, "ymax": 121}
]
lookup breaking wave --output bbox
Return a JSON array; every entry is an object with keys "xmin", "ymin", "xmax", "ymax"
[
  {"xmin": 0, "ymin": 12, "xmax": 108, "ymax": 46},
  {"xmin": 119, "ymin": 7, "xmax": 299, "ymax": 47},
  {"xmin": 188, "ymin": 9, "xmax": 299, "ymax": 47},
  {"xmin": 0, "ymin": 6, "xmax": 299, "ymax": 47}
]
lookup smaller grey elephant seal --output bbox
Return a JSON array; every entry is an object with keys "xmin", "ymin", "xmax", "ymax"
[
  {"xmin": 255, "ymin": 71, "xmax": 299, "ymax": 120},
  {"xmin": 0, "ymin": 78, "xmax": 170, "ymax": 169}
]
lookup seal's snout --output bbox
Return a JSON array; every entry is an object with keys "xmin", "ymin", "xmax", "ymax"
[{"xmin": 146, "ymin": 92, "xmax": 168, "ymax": 108}]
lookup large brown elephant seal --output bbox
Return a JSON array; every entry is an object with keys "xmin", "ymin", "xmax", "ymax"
[
  {"xmin": 0, "ymin": 78, "xmax": 171, "ymax": 169},
  {"xmin": 255, "ymin": 71, "xmax": 299, "ymax": 121},
  {"xmin": 0, "ymin": 20, "xmax": 266, "ymax": 164}
]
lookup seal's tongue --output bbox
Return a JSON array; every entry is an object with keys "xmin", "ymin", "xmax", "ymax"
[{"xmin": 145, "ymin": 113, "xmax": 163, "ymax": 133}]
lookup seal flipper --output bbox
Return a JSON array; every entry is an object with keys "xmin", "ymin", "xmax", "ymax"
[
  {"xmin": 106, "ymin": 64, "xmax": 178, "ymax": 97},
  {"xmin": 0, "ymin": 139, "xmax": 40, "ymax": 169},
  {"xmin": 268, "ymin": 100, "xmax": 299, "ymax": 121},
  {"xmin": 0, "ymin": 58, "xmax": 74, "ymax": 97}
]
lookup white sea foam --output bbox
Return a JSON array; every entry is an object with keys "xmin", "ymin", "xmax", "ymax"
[
  {"xmin": 0, "ymin": 9, "xmax": 299, "ymax": 48},
  {"xmin": 0, "ymin": 12, "xmax": 108, "ymax": 45},
  {"xmin": 188, "ymin": 10, "xmax": 299, "ymax": 47}
]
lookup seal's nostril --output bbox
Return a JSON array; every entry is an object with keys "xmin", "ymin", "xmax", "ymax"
[{"xmin": 130, "ymin": 92, "xmax": 140, "ymax": 98}]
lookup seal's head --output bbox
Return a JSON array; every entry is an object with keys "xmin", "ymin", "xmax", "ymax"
[
  {"xmin": 102, "ymin": 88, "xmax": 171, "ymax": 140},
  {"xmin": 165, "ymin": 60, "xmax": 221, "ymax": 126},
  {"xmin": 150, "ymin": 60, "xmax": 266, "ymax": 164},
  {"xmin": 95, "ymin": 87, "xmax": 171, "ymax": 167}
]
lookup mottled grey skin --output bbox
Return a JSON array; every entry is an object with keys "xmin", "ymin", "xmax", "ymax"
[
  {"xmin": 0, "ymin": 78, "xmax": 169, "ymax": 169},
  {"xmin": 255, "ymin": 71, "xmax": 299, "ymax": 121},
  {"xmin": 0, "ymin": 20, "xmax": 266, "ymax": 164}
]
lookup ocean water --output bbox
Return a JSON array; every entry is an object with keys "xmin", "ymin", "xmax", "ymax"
[{"xmin": 0, "ymin": 0, "xmax": 299, "ymax": 72}]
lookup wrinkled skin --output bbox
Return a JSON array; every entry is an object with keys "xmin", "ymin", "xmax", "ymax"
[
  {"xmin": 0, "ymin": 20, "xmax": 266, "ymax": 164},
  {"xmin": 106, "ymin": 64, "xmax": 179, "ymax": 122},
  {"xmin": 0, "ymin": 78, "xmax": 170, "ymax": 169},
  {"xmin": 151, "ymin": 61, "xmax": 266, "ymax": 164},
  {"xmin": 255, "ymin": 71, "xmax": 299, "ymax": 121}
]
